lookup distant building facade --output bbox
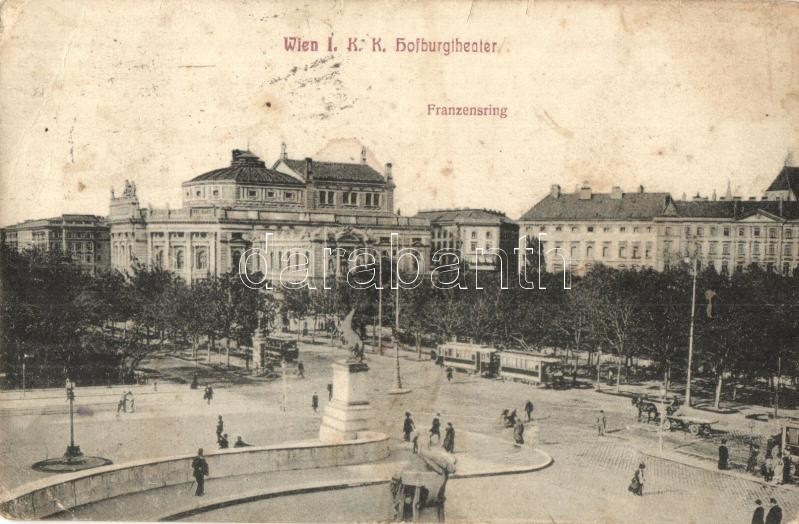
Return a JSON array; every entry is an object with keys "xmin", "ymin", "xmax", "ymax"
[
  {"xmin": 108, "ymin": 146, "xmax": 430, "ymax": 283},
  {"xmin": 518, "ymin": 166, "xmax": 799, "ymax": 277},
  {"xmin": 0, "ymin": 214, "xmax": 110, "ymax": 275},
  {"xmin": 414, "ymin": 208, "xmax": 519, "ymax": 274}
]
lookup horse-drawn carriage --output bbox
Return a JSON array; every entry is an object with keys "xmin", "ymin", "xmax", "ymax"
[{"xmin": 633, "ymin": 395, "xmax": 717, "ymax": 436}]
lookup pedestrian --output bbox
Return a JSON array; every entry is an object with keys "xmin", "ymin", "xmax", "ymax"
[
  {"xmin": 746, "ymin": 443, "xmax": 760, "ymax": 474},
  {"xmin": 446, "ymin": 367, "xmax": 453, "ymax": 382},
  {"xmin": 403, "ymin": 412, "xmax": 416, "ymax": 442},
  {"xmin": 608, "ymin": 369, "xmax": 614, "ymax": 385},
  {"xmin": 327, "ymin": 383, "xmax": 333, "ymax": 401},
  {"xmin": 718, "ymin": 439, "xmax": 729, "ymax": 470},
  {"xmin": 153, "ymin": 380, "xmax": 158, "ymax": 392},
  {"xmin": 116, "ymin": 396, "xmax": 126, "ymax": 416},
  {"xmin": 513, "ymin": 419, "xmax": 525, "ymax": 445},
  {"xmin": 206, "ymin": 386, "xmax": 214, "ymax": 405},
  {"xmin": 751, "ymin": 499, "xmax": 765, "ymax": 524},
  {"xmin": 772, "ymin": 453, "xmax": 784, "ymax": 485},
  {"xmin": 216, "ymin": 415, "xmax": 224, "ymax": 440},
  {"xmin": 429, "ymin": 413, "xmax": 441, "ymax": 445},
  {"xmin": 233, "ymin": 436, "xmax": 251, "ymax": 448},
  {"xmin": 506, "ymin": 409, "xmax": 518, "ymax": 428},
  {"xmin": 128, "ymin": 393, "xmax": 135, "ymax": 413},
  {"xmin": 297, "ymin": 361, "xmax": 305, "ymax": 379},
  {"xmin": 524, "ymin": 400, "xmax": 534, "ymax": 422},
  {"xmin": 312, "ymin": 392, "xmax": 319, "ymax": 413},
  {"xmin": 597, "ymin": 410, "xmax": 607, "ymax": 436},
  {"xmin": 218, "ymin": 433, "xmax": 229, "ymax": 449},
  {"xmin": 765, "ymin": 498, "xmax": 782, "ymax": 524},
  {"xmin": 628, "ymin": 463, "xmax": 645, "ymax": 496},
  {"xmin": 119, "ymin": 392, "xmax": 128, "ymax": 413},
  {"xmin": 781, "ymin": 448, "xmax": 792, "ymax": 485},
  {"xmin": 499, "ymin": 409, "xmax": 509, "ymax": 426},
  {"xmin": 191, "ymin": 448, "xmax": 209, "ymax": 496},
  {"xmin": 442, "ymin": 423, "xmax": 455, "ymax": 453}
]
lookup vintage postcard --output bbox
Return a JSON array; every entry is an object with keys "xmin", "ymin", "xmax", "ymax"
[{"xmin": 1, "ymin": 0, "xmax": 798, "ymax": 522}]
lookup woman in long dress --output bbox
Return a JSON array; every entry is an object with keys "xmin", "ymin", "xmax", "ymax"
[
  {"xmin": 628, "ymin": 463, "xmax": 645, "ymax": 496},
  {"xmin": 442, "ymin": 423, "xmax": 455, "ymax": 453}
]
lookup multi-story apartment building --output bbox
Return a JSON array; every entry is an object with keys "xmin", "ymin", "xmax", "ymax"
[
  {"xmin": 108, "ymin": 147, "xmax": 430, "ymax": 283},
  {"xmin": 0, "ymin": 214, "xmax": 111, "ymax": 275},
  {"xmin": 518, "ymin": 166, "xmax": 799, "ymax": 277},
  {"xmin": 414, "ymin": 208, "xmax": 519, "ymax": 274}
]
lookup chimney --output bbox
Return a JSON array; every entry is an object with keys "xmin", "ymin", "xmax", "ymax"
[
  {"xmin": 610, "ymin": 186, "xmax": 623, "ymax": 200},
  {"xmin": 281, "ymin": 142, "xmax": 288, "ymax": 160},
  {"xmin": 361, "ymin": 147, "xmax": 368, "ymax": 164},
  {"xmin": 638, "ymin": 185, "xmax": 645, "ymax": 193},
  {"xmin": 385, "ymin": 163, "xmax": 393, "ymax": 184},
  {"xmin": 304, "ymin": 157, "xmax": 313, "ymax": 180},
  {"xmin": 579, "ymin": 184, "xmax": 592, "ymax": 200},
  {"xmin": 550, "ymin": 184, "xmax": 561, "ymax": 199}
]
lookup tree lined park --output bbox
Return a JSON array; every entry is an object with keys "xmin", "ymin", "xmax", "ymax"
[{"xmin": 1, "ymin": 243, "xmax": 798, "ymax": 415}]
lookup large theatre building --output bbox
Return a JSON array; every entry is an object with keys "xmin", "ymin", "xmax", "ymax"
[{"xmin": 109, "ymin": 147, "xmax": 430, "ymax": 283}]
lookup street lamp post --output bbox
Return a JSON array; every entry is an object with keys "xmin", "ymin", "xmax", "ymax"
[
  {"xmin": 393, "ymin": 283, "xmax": 403, "ymax": 390},
  {"xmin": 22, "ymin": 354, "xmax": 29, "ymax": 398},
  {"xmin": 378, "ymin": 258, "xmax": 383, "ymax": 356},
  {"xmin": 64, "ymin": 379, "xmax": 83, "ymax": 462},
  {"xmin": 685, "ymin": 256, "xmax": 698, "ymax": 407}
]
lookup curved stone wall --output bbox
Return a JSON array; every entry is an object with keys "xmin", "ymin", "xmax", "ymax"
[{"xmin": 0, "ymin": 432, "xmax": 390, "ymax": 520}]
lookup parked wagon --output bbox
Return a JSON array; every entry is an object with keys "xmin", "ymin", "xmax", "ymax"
[{"xmin": 663, "ymin": 412, "xmax": 717, "ymax": 436}]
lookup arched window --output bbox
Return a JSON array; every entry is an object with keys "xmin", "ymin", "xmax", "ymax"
[{"xmin": 175, "ymin": 249, "xmax": 184, "ymax": 270}]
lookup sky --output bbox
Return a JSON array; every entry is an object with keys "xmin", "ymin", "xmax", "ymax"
[{"xmin": 1, "ymin": 0, "xmax": 798, "ymax": 227}]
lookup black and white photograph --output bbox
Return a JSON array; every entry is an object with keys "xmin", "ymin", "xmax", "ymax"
[{"xmin": 1, "ymin": 1, "xmax": 798, "ymax": 522}]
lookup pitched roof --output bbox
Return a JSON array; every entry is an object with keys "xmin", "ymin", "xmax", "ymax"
[
  {"xmin": 188, "ymin": 150, "xmax": 304, "ymax": 186},
  {"xmin": 415, "ymin": 208, "xmax": 516, "ymax": 225},
  {"xmin": 765, "ymin": 165, "xmax": 799, "ymax": 197},
  {"xmin": 280, "ymin": 158, "xmax": 386, "ymax": 184},
  {"xmin": 519, "ymin": 192, "xmax": 672, "ymax": 221},
  {"xmin": 671, "ymin": 199, "xmax": 799, "ymax": 220}
]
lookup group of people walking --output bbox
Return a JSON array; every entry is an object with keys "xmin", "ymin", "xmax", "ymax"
[
  {"xmin": 500, "ymin": 400, "xmax": 534, "ymax": 445},
  {"xmin": 115, "ymin": 390, "xmax": 135, "ymax": 415},
  {"xmin": 402, "ymin": 412, "xmax": 455, "ymax": 453}
]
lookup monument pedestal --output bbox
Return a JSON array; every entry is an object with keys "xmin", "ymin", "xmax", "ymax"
[{"xmin": 319, "ymin": 361, "xmax": 373, "ymax": 442}]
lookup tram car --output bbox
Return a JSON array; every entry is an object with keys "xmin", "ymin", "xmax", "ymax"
[
  {"xmin": 438, "ymin": 342, "xmax": 499, "ymax": 377},
  {"xmin": 783, "ymin": 421, "xmax": 799, "ymax": 460},
  {"xmin": 497, "ymin": 350, "xmax": 563, "ymax": 387},
  {"xmin": 261, "ymin": 333, "xmax": 299, "ymax": 363}
]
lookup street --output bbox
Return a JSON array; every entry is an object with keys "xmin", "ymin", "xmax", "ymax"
[{"xmin": 1, "ymin": 340, "xmax": 797, "ymax": 522}]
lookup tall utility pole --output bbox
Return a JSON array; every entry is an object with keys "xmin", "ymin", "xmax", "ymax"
[
  {"xmin": 378, "ymin": 257, "xmax": 383, "ymax": 355},
  {"xmin": 389, "ymin": 260, "xmax": 410, "ymax": 395},
  {"xmin": 685, "ymin": 256, "xmax": 698, "ymax": 407},
  {"xmin": 64, "ymin": 379, "xmax": 82, "ymax": 461}
]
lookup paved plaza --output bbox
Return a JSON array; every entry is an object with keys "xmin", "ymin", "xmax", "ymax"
[{"xmin": 1, "ymin": 340, "xmax": 797, "ymax": 522}]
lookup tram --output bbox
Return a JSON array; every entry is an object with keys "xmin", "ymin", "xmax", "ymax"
[
  {"xmin": 497, "ymin": 350, "xmax": 563, "ymax": 387},
  {"xmin": 261, "ymin": 333, "xmax": 299, "ymax": 363},
  {"xmin": 783, "ymin": 421, "xmax": 799, "ymax": 460},
  {"xmin": 438, "ymin": 342, "xmax": 499, "ymax": 377}
]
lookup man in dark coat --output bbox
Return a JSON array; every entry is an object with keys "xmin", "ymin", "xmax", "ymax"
[
  {"xmin": 403, "ymin": 412, "xmax": 416, "ymax": 442},
  {"xmin": 191, "ymin": 448, "xmax": 209, "ymax": 496},
  {"xmin": 446, "ymin": 368, "xmax": 453, "ymax": 382},
  {"xmin": 233, "ymin": 436, "xmax": 251, "ymax": 448},
  {"xmin": 746, "ymin": 443, "xmax": 760, "ymax": 474},
  {"xmin": 751, "ymin": 499, "xmax": 765, "ymax": 524},
  {"xmin": 327, "ymin": 383, "xmax": 333, "ymax": 401},
  {"xmin": 312, "ymin": 393, "xmax": 319, "ymax": 413},
  {"xmin": 218, "ymin": 433, "xmax": 229, "ymax": 449},
  {"xmin": 429, "ymin": 413, "xmax": 441, "ymax": 445},
  {"xmin": 718, "ymin": 439, "xmax": 729, "ymax": 470},
  {"xmin": 216, "ymin": 415, "xmax": 224, "ymax": 440},
  {"xmin": 442, "ymin": 423, "xmax": 455, "ymax": 453},
  {"xmin": 765, "ymin": 498, "xmax": 782, "ymax": 524},
  {"xmin": 524, "ymin": 400, "xmax": 534, "ymax": 422}
]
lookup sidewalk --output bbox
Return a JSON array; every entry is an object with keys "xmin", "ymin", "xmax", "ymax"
[{"xmin": 45, "ymin": 432, "xmax": 552, "ymax": 522}]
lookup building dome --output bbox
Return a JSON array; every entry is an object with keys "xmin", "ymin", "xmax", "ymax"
[{"xmin": 187, "ymin": 150, "xmax": 303, "ymax": 186}]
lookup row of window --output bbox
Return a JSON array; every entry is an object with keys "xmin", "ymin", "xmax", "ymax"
[
  {"xmin": 547, "ymin": 241, "xmax": 654, "ymax": 261},
  {"xmin": 319, "ymin": 190, "xmax": 382, "ymax": 208},
  {"xmin": 663, "ymin": 240, "xmax": 798, "ymax": 257},
  {"xmin": 666, "ymin": 225, "xmax": 796, "ymax": 239},
  {"xmin": 536, "ymin": 224, "xmax": 653, "ymax": 234}
]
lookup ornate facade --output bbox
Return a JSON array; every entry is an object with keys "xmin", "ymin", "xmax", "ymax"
[
  {"xmin": 518, "ymin": 166, "xmax": 799, "ymax": 277},
  {"xmin": 1, "ymin": 215, "xmax": 110, "ymax": 275},
  {"xmin": 108, "ymin": 147, "xmax": 430, "ymax": 283}
]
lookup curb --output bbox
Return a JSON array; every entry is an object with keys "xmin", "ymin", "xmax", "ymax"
[{"xmin": 158, "ymin": 449, "xmax": 555, "ymax": 520}]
